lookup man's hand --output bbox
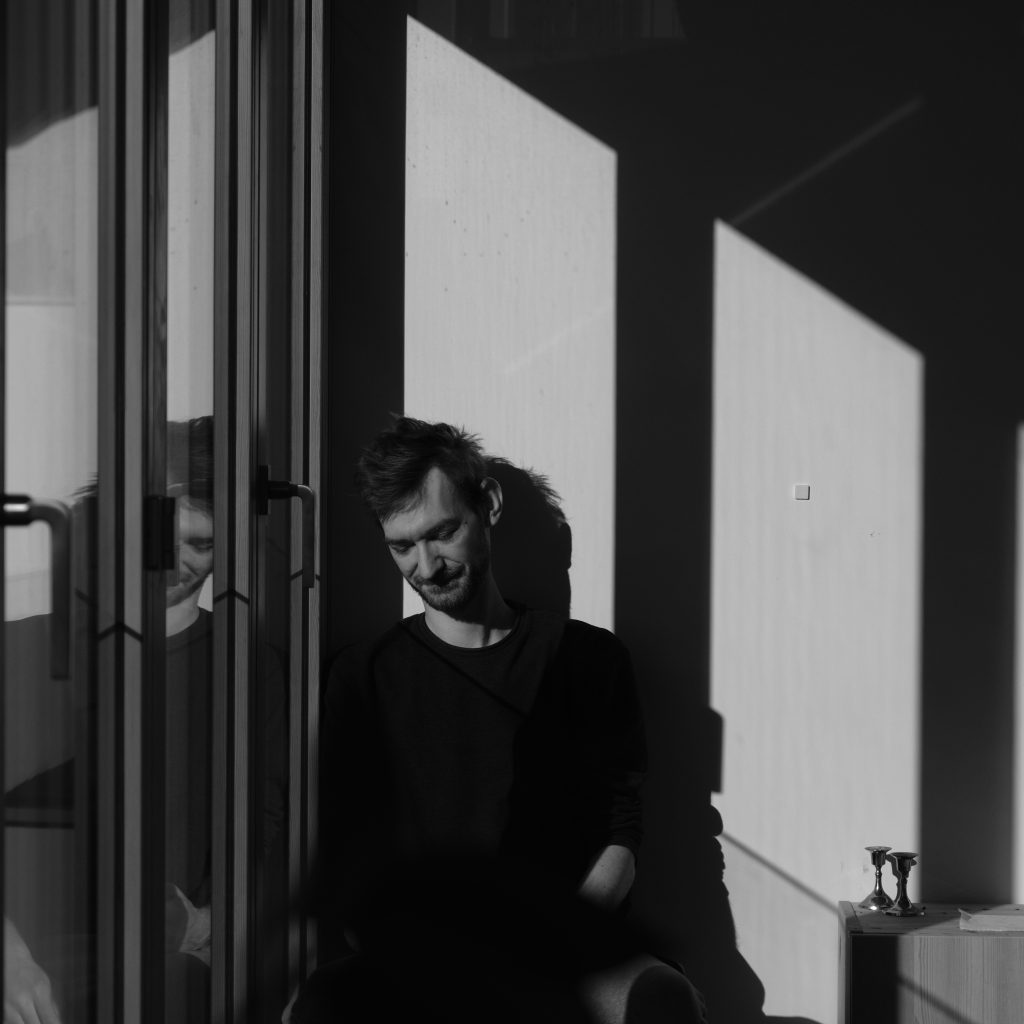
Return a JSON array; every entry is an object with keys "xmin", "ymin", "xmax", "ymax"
[
  {"xmin": 577, "ymin": 844, "xmax": 636, "ymax": 912},
  {"xmin": 165, "ymin": 886, "xmax": 211, "ymax": 966},
  {"xmin": 4, "ymin": 917, "xmax": 61, "ymax": 1024}
]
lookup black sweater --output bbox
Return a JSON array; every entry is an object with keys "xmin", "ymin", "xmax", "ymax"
[{"xmin": 320, "ymin": 607, "xmax": 646, "ymax": 912}]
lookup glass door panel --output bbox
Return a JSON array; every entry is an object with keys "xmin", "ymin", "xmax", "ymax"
[{"xmin": 3, "ymin": 2, "xmax": 99, "ymax": 1021}]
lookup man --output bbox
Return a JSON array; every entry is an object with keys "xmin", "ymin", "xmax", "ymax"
[
  {"xmin": 162, "ymin": 417, "xmax": 286, "ymax": 1019},
  {"xmin": 302, "ymin": 418, "xmax": 704, "ymax": 1023},
  {"xmin": 163, "ymin": 418, "xmax": 218, "ymax": 994}
]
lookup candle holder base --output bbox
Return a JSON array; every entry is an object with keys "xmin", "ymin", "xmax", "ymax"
[
  {"xmin": 883, "ymin": 903, "xmax": 925, "ymax": 917},
  {"xmin": 860, "ymin": 891, "xmax": 895, "ymax": 911}
]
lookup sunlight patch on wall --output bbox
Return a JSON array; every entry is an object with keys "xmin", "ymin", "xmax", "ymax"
[
  {"xmin": 404, "ymin": 17, "xmax": 617, "ymax": 627},
  {"xmin": 712, "ymin": 222, "xmax": 923, "ymax": 1023}
]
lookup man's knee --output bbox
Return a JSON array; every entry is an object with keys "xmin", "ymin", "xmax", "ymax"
[
  {"xmin": 624, "ymin": 964, "xmax": 707, "ymax": 1024},
  {"xmin": 582, "ymin": 955, "xmax": 707, "ymax": 1024}
]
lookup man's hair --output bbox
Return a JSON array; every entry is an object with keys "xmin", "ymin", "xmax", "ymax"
[
  {"xmin": 167, "ymin": 416, "xmax": 214, "ymax": 516},
  {"xmin": 355, "ymin": 416, "xmax": 489, "ymax": 521}
]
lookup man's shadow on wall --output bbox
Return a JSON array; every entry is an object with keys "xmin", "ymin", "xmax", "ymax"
[
  {"xmin": 487, "ymin": 458, "xmax": 571, "ymax": 617},
  {"xmin": 487, "ymin": 458, "xmax": 817, "ymax": 1024}
]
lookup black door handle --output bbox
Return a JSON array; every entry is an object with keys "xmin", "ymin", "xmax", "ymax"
[
  {"xmin": 253, "ymin": 466, "xmax": 316, "ymax": 589},
  {"xmin": 2, "ymin": 493, "xmax": 71, "ymax": 678}
]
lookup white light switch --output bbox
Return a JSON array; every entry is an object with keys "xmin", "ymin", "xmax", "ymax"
[{"xmin": 794, "ymin": 484, "xmax": 811, "ymax": 500}]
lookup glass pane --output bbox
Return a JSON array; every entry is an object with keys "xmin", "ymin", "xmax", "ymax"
[
  {"xmin": 4, "ymin": 2, "xmax": 99, "ymax": 1021},
  {"xmin": 163, "ymin": 3, "xmax": 216, "ymax": 1020}
]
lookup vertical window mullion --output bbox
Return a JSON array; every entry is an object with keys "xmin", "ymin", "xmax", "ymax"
[
  {"xmin": 213, "ymin": 1, "xmax": 255, "ymax": 1019},
  {"xmin": 143, "ymin": 0, "xmax": 171, "ymax": 1019}
]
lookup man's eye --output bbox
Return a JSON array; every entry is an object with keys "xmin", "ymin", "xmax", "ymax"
[{"xmin": 389, "ymin": 544, "xmax": 411, "ymax": 555}]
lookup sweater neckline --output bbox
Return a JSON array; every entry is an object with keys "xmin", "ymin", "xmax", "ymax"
[{"xmin": 409, "ymin": 605, "xmax": 526, "ymax": 656}]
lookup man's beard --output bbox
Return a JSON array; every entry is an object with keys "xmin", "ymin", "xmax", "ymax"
[
  {"xmin": 165, "ymin": 570, "xmax": 208, "ymax": 608},
  {"xmin": 410, "ymin": 559, "xmax": 486, "ymax": 617}
]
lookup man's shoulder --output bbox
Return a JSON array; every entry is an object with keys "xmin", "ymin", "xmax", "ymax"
[
  {"xmin": 530, "ymin": 615, "xmax": 639, "ymax": 712},
  {"xmin": 325, "ymin": 618, "xmax": 422, "ymax": 686},
  {"xmin": 522, "ymin": 611, "xmax": 632, "ymax": 679},
  {"xmin": 560, "ymin": 616, "xmax": 629, "ymax": 657}
]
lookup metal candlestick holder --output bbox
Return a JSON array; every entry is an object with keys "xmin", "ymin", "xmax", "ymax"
[
  {"xmin": 883, "ymin": 851, "xmax": 924, "ymax": 916},
  {"xmin": 858, "ymin": 846, "xmax": 894, "ymax": 910}
]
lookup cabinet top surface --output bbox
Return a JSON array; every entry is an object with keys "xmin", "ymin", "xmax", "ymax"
[{"xmin": 840, "ymin": 900, "xmax": 1024, "ymax": 937}]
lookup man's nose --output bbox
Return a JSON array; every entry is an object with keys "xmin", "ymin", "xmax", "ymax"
[{"xmin": 416, "ymin": 540, "xmax": 442, "ymax": 576}]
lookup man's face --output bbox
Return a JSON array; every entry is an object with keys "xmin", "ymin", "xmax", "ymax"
[
  {"xmin": 382, "ymin": 466, "xmax": 491, "ymax": 616},
  {"xmin": 166, "ymin": 499, "xmax": 214, "ymax": 608}
]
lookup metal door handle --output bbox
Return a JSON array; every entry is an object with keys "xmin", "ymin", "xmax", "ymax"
[
  {"xmin": 2, "ymin": 493, "xmax": 71, "ymax": 678},
  {"xmin": 254, "ymin": 466, "xmax": 316, "ymax": 588}
]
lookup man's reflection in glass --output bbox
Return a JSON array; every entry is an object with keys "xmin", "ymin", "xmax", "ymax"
[
  {"xmin": 161, "ymin": 416, "xmax": 287, "ymax": 1022},
  {"xmin": 4, "ymin": 485, "xmax": 95, "ymax": 1024},
  {"xmin": 4, "ymin": 418, "xmax": 285, "ymax": 1022},
  {"xmin": 3, "ymin": 418, "xmax": 217, "ymax": 1023},
  {"xmin": 166, "ymin": 493, "xmax": 214, "ymax": 635},
  {"xmin": 163, "ymin": 417, "xmax": 216, "ymax": 1018}
]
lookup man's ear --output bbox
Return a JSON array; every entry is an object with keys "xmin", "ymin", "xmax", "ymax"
[{"xmin": 480, "ymin": 477, "xmax": 503, "ymax": 527}]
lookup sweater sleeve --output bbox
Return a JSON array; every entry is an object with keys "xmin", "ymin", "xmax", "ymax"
[
  {"xmin": 506, "ymin": 620, "xmax": 647, "ymax": 883},
  {"xmin": 581, "ymin": 629, "xmax": 647, "ymax": 857},
  {"xmin": 317, "ymin": 641, "xmax": 393, "ymax": 930}
]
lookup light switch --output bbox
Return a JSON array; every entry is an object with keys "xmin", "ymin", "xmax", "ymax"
[{"xmin": 794, "ymin": 484, "xmax": 811, "ymax": 500}]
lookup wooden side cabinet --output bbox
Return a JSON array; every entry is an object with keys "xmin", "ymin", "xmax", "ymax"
[{"xmin": 839, "ymin": 901, "xmax": 1024, "ymax": 1023}]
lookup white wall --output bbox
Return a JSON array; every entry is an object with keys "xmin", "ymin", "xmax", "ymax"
[
  {"xmin": 712, "ymin": 222, "xmax": 923, "ymax": 1022},
  {"xmin": 404, "ymin": 18, "xmax": 617, "ymax": 628}
]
